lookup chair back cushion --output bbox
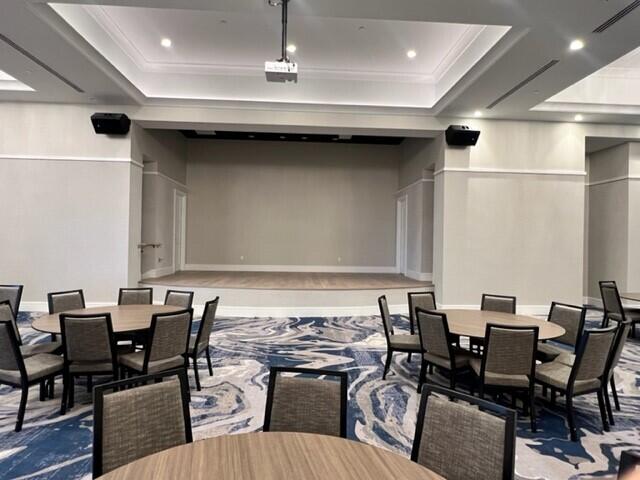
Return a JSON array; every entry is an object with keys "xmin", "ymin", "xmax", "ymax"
[
  {"xmin": 165, "ymin": 291, "xmax": 193, "ymax": 309},
  {"xmin": 417, "ymin": 310, "xmax": 450, "ymax": 359},
  {"xmin": 600, "ymin": 284, "xmax": 623, "ymax": 316},
  {"xmin": 0, "ymin": 285, "xmax": 23, "ymax": 316},
  {"xmin": 99, "ymin": 379, "xmax": 188, "ymax": 474},
  {"xmin": 62, "ymin": 315, "xmax": 114, "ymax": 364},
  {"xmin": 0, "ymin": 302, "xmax": 20, "ymax": 344},
  {"xmin": 378, "ymin": 296, "xmax": 394, "ymax": 338},
  {"xmin": 267, "ymin": 374, "xmax": 343, "ymax": 437},
  {"xmin": 484, "ymin": 326, "xmax": 537, "ymax": 376},
  {"xmin": 481, "ymin": 294, "xmax": 516, "ymax": 314},
  {"xmin": 575, "ymin": 328, "xmax": 616, "ymax": 382},
  {"xmin": 0, "ymin": 321, "xmax": 21, "ymax": 372},
  {"xmin": 197, "ymin": 299, "xmax": 218, "ymax": 352},
  {"xmin": 416, "ymin": 395, "xmax": 507, "ymax": 480},
  {"xmin": 608, "ymin": 322, "xmax": 631, "ymax": 378},
  {"xmin": 409, "ymin": 292, "xmax": 436, "ymax": 323},
  {"xmin": 548, "ymin": 303, "xmax": 585, "ymax": 347},
  {"xmin": 49, "ymin": 290, "xmax": 84, "ymax": 313},
  {"xmin": 118, "ymin": 288, "xmax": 152, "ymax": 305},
  {"xmin": 148, "ymin": 311, "xmax": 191, "ymax": 363}
]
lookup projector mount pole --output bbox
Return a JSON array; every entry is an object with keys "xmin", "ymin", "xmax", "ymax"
[{"xmin": 269, "ymin": 0, "xmax": 290, "ymax": 62}]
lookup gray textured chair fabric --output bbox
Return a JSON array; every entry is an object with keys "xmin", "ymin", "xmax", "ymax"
[
  {"xmin": 535, "ymin": 362, "xmax": 600, "ymax": 394},
  {"xmin": 379, "ymin": 295, "xmax": 395, "ymax": 338},
  {"xmin": 409, "ymin": 292, "xmax": 436, "ymax": 334},
  {"xmin": 0, "ymin": 354, "xmax": 63, "ymax": 384},
  {"xmin": 415, "ymin": 395, "xmax": 507, "ymax": 480},
  {"xmin": 164, "ymin": 291, "xmax": 193, "ymax": 309},
  {"xmin": 472, "ymin": 326, "xmax": 537, "ymax": 388},
  {"xmin": 267, "ymin": 375, "xmax": 342, "ymax": 437},
  {"xmin": 600, "ymin": 285, "xmax": 623, "ymax": 317},
  {"xmin": 0, "ymin": 322, "xmax": 20, "ymax": 373},
  {"xmin": 549, "ymin": 303, "xmax": 585, "ymax": 347},
  {"xmin": 389, "ymin": 334, "xmax": 421, "ymax": 351},
  {"xmin": 119, "ymin": 352, "xmax": 185, "ymax": 374},
  {"xmin": 49, "ymin": 291, "xmax": 84, "ymax": 313},
  {"xmin": 418, "ymin": 311, "xmax": 472, "ymax": 369},
  {"xmin": 118, "ymin": 288, "xmax": 152, "ymax": 305},
  {"xmin": 481, "ymin": 294, "xmax": 516, "ymax": 314},
  {"xmin": 0, "ymin": 302, "xmax": 21, "ymax": 344},
  {"xmin": 99, "ymin": 379, "xmax": 188, "ymax": 475},
  {"xmin": 0, "ymin": 285, "xmax": 22, "ymax": 316},
  {"xmin": 62, "ymin": 316, "xmax": 115, "ymax": 372},
  {"xmin": 191, "ymin": 300, "xmax": 217, "ymax": 355},
  {"xmin": 20, "ymin": 341, "xmax": 62, "ymax": 357}
]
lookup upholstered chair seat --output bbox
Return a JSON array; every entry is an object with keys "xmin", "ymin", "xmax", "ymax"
[
  {"xmin": 0, "ymin": 353, "xmax": 63, "ymax": 384},
  {"xmin": 378, "ymin": 295, "xmax": 420, "ymax": 380},
  {"xmin": 536, "ymin": 361, "xmax": 601, "ymax": 394},
  {"xmin": 389, "ymin": 334, "xmax": 421, "ymax": 351},
  {"xmin": 536, "ymin": 342, "xmax": 568, "ymax": 362},
  {"xmin": 119, "ymin": 351, "xmax": 186, "ymax": 374},
  {"xmin": 469, "ymin": 358, "xmax": 530, "ymax": 388},
  {"xmin": 424, "ymin": 349, "xmax": 472, "ymax": 370},
  {"xmin": 19, "ymin": 340, "xmax": 62, "ymax": 357},
  {"xmin": 1, "ymin": 300, "xmax": 61, "ymax": 358}
]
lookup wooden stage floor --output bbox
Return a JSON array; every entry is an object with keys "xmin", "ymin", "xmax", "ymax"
[{"xmin": 143, "ymin": 271, "xmax": 432, "ymax": 291}]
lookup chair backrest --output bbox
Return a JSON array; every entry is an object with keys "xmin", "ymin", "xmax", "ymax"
[
  {"xmin": 144, "ymin": 310, "xmax": 192, "ymax": 368},
  {"xmin": 481, "ymin": 294, "xmax": 516, "ymax": 314},
  {"xmin": 599, "ymin": 282, "xmax": 624, "ymax": 319},
  {"xmin": 481, "ymin": 324, "xmax": 538, "ymax": 380},
  {"xmin": 605, "ymin": 321, "xmax": 632, "ymax": 382},
  {"xmin": 48, "ymin": 289, "xmax": 85, "ymax": 314},
  {"xmin": 92, "ymin": 369, "xmax": 192, "ymax": 477},
  {"xmin": 164, "ymin": 290, "xmax": 194, "ymax": 309},
  {"xmin": 377, "ymin": 295, "xmax": 394, "ymax": 340},
  {"xmin": 0, "ymin": 321, "xmax": 25, "ymax": 380},
  {"xmin": 118, "ymin": 287, "xmax": 153, "ymax": 305},
  {"xmin": 408, "ymin": 292, "xmax": 436, "ymax": 331},
  {"xmin": 412, "ymin": 385, "xmax": 516, "ymax": 480},
  {"xmin": 570, "ymin": 326, "xmax": 617, "ymax": 385},
  {"xmin": 547, "ymin": 302, "xmax": 586, "ymax": 349},
  {"xmin": 0, "ymin": 301, "xmax": 21, "ymax": 345},
  {"xmin": 195, "ymin": 298, "xmax": 219, "ymax": 353},
  {"xmin": 416, "ymin": 309, "xmax": 453, "ymax": 363},
  {"xmin": 0, "ymin": 284, "xmax": 23, "ymax": 316},
  {"xmin": 263, "ymin": 366, "xmax": 348, "ymax": 438},
  {"xmin": 60, "ymin": 314, "xmax": 117, "ymax": 370}
]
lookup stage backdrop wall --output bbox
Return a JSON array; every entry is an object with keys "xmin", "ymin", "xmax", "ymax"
[{"xmin": 185, "ymin": 139, "xmax": 401, "ymax": 271}]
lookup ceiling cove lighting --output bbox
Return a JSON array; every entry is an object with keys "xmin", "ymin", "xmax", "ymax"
[
  {"xmin": 161, "ymin": 38, "xmax": 172, "ymax": 48},
  {"xmin": 407, "ymin": 50, "xmax": 417, "ymax": 59},
  {"xmin": 569, "ymin": 39, "xmax": 584, "ymax": 51},
  {"xmin": 574, "ymin": 114, "xmax": 584, "ymax": 121}
]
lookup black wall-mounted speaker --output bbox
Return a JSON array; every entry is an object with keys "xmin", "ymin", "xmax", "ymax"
[
  {"xmin": 445, "ymin": 125, "xmax": 480, "ymax": 146},
  {"xmin": 91, "ymin": 113, "xmax": 131, "ymax": 135}
]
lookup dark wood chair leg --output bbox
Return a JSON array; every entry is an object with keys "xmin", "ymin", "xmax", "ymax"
[
  {"xmin": 206, "ymin": 348, "xmax": 213, "ymax": 376},
  {"xmin": 551, "ymin": 388, "xmax": 557, "ymax": 406},
  {"xmin": 542, "ymin": 385, "xmax": 548, "ymax": 398},
  {"xmin": 417, "ymin": 360, "xmax": 426, "ymax": 393},
  {"xmin": 39, "ymin": 381, "xmax": 46, "ymax": 402},
  {"xmin": 604, "ymin": 382, "xmax": 615, "ymax": 426},
  {"xmin": 407, "ymin": 352, "xmax": 412, "ymax": 363},
  {"xmin": 382, "ymin": 349, "xmax": 393, "ymax": 380},
  {"xmin": 610, "ymin": 377, "xmax": 621, "ymax": 411},
  {"xmin": 529, "ymin": 386, "xmax": 537, "ymax": 433},
  {"xmin": 566, "ymin": 395, "xmax": 577, "ymax": 442},
  {"xmin": 69, "ymin": 375, "xmax": 75, "ymax": 409},
  {"xmin": 597, "ymin": 390, "xmax": 610, "ymax": 432},
  {"xmin": 16, "ymin": 385, "xmax": 29, "ymax": 432},
  {"xmin": 60, "ymin": 374, "xmax": 68, "ymax": 415},
  {"xmin": 48, "ymin": 377, "xmax": 54, "ymax": 399},
  {"xmin": 192, "ymin": 357, "xmax": 201, "ymax": 391},
  {"xmin": 86, "ymin": 375, "xmax": 93, "ymax": 392}
]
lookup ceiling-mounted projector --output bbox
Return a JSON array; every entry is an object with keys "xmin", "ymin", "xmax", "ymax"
[{"xmin": 266, "ymin": 0, "xmax": 298, "ymax": 83}]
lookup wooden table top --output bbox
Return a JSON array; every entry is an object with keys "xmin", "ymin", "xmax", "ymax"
[
  {"xmin": 621, "ymin": 292, "xmax": 640, "ymax": 302},
  {"xmin": 98, "ymin": 432, "xmax": 444, "ymax": 480},
  {"xmin": 31, "ymin": 305, "xmax": 183, "ymax": 334},
  {"xmin": 439, "ymin": 309, "xmax": 565, "ymax": 340}
]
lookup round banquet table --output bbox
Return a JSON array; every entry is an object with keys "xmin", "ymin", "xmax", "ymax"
[
  {"xmin": 439, "ymin": 309, "xmax": 565, "ymax": 340},
  {"xmin": 31, "ymin": 305, "xmax": 184, "ymax": 335},
  {"xmin": 98, "ymin": 432, "xmax": 444, "ymax": 480}
]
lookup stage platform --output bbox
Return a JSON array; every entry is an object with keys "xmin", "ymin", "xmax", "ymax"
[{"xmin": 141, "ymin": 271, "xmax": 433, "ymax": 317}]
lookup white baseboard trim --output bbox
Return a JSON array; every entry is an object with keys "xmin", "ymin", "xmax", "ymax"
[
  {"xmin": 21, "ymin": 301, "xmax": 115, "ymax": 313},
  {"xmin": 405, "ymin": 270, "xmax": 432, "ymax": 282},
  {"xmin": 182, "ymin": 264, "xmax": 399, "ymax": 274},
  {"xmin": 214, "ymin": 304, "xmax": 407, "ymax": 318},
  {"xmin": 438, "ymin": 304, "xmax": 551, "ymax": 316},
  {"xmin": 141, "ymin": 266, "xmax": 175, "ymax": 280}
]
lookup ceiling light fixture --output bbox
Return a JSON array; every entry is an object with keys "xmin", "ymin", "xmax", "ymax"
[
  {"xmin": 407, "ymin": 50, "xmax": 417, "ymax": 59},
  {"xmin": 161, "ymin": 38, "xmax": 172, "ymax": 48},
  {"xmin": 574, "ymin": 114, "xmax": 584, "ymax": 122},
  {"xmin": 569, "ymin": 39, "xmax": 584, "ymax": 51},
  {"xmin": 474, "ymin": 110, "xmax": 483, "ymax": 117},
  {"xmin": 286, "ymin": 44, "xmax": 297, "ymax": 53}
]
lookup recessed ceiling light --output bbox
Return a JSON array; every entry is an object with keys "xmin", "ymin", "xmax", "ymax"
[
  {"xmin": 407, "ymin": 50, "xmax": 417, "ymax": 59},
  {"xmin": 301, "ymin": 136, "xmax": 308, "ymax": 140},
  {"xmin": 474, "ymin": 110, "xmax": 483, "ymax": 117},
  {"xmin": 286, "ymin": 44, "xmax": 297, "ymax": 54},
  {"xmin": 248, "ymin": 135, "xmax": 255, "ymax": 139},
  {"xmin": 332, "ymin": 137, "xmax": 339, "ymax": 141},
  {"xmin": 280, "ymin": 135, "xmax": 286, "ymax": 139},
  {"xmin": 574, "ymin": 114, "xmax": 584, "ymax": 122},
  {"xmin": 161, "ymin": 38, "xmax": 172, "ymax": 48},
  {"xmin": 569, "ymin": 39, "xmax": 584, "ymax": 51}
]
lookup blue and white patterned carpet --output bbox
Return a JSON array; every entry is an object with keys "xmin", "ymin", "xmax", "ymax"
[{"xmin": 0, "ymin": 312, "xmax": 638, "ymax": 479}]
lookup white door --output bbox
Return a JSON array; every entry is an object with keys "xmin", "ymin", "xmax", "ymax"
[
  {"xmin": 396, "ymin": 195, "xmax": 408, "ymax": 276},
  {"xmin": 173, "ymin": 190, "xmax": 187, "ymax": 273}
]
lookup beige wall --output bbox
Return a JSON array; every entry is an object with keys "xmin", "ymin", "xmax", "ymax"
[{"xmin": 185, "ymin": 139, "xmax": 400, "ymax": 268}]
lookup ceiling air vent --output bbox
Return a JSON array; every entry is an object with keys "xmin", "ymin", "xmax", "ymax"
[
  {"xmin": 593, "ymin": 0, "xmax": 640, "ymax": 32},
  {"xmin": 0, "ymin": 33, "xmax": 84, "ymax": 93},
  {"xmin": 486, "ymin": 60, "xmax": 559, "ymax": 109}
]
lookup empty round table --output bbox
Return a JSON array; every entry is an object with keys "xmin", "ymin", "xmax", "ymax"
[
  {"xmin": 97, "ymin": 432, "xmax": 444, "ymax": 480},
  {"xmin": 31, "ymin": 305, "xmax": 184, "ymax": 334},
  {"xmin": 439, "ymin": 309, "xmax": 565, "ymax": 340}
]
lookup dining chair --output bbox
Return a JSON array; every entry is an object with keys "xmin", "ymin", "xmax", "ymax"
[
  {"xmin": 0, "ymin": 300, "xmax": 61, "ymax": 357},
  {"xmin": 92, "ymin": 369, "xmax": 192, "ymax": 478},
  {"xmin": 378, "ymin": 295, "xmax": 421, "ymax": 380},
  {"xmin": 599, "ymin": 281, "xmax": 639, "ymax": 338},
  {"xmin": 164, "ymin": 290, "xmax": 194, "ymax": 309},
  {"xmin": 118, "ymin": 287, "xmax": 153, "ymax": 305},
  {"xmin": 407, "ymin": 291, "xmax": 436, "ymax": 362},
  {"xmin": 0, "ymin": 320, "xmax": 64, "ymax": 432},
  {"xmin": 470, "ymin": 324, "xmax": 539, "ymax": 432},
  {"xmin": 472, "ymin": 293, "xmax": 518, "ymax": 353},
  {"xmin": 47, "ymin": 289, "xmax": 86, "ymax": 314},
  {"xmin": 118, "ymin": 309, "xmax": 192, "ymax": 378},
  {"xmin": 535, "ymin": 326, "xmax": 617, "ymax": 441},
  {"xmin": 416, "ymin": 309, "xmax": 473, "ymax": 393},
  {"xmin": 537, "ymin": 302, "xmax": 586, "ymax": 363},
  {"xmin": 263, "ymin": 366, "xmax": 348, "ymax": 438},
  {"xmin": 602, "ymin": 321, "xmax": 632, "ymax": 426},
  {"xmin": 188, "ymin": 297, "xmax": 218, "ymax": 391},
  {"xmin": 59, "ymin": 313, "xmax": 119, "ymax": 414},
  {"xmin": 411, "ymin": 384, "xmax": 516, "ymax": 480},
  {"xmin": 0, "ymin": 284, "xmax": 23, "ymax": 317}
]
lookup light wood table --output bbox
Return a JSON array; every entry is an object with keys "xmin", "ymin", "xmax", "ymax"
[
  {"xmin": 98, "ymin": 432, "xmax": 444, "ymax": 480},
  {"xmin": 439, "ymin": 309, "xmax": 565, "ymax": 340},
  {"xmin": 31, "ymin": 305, "xmax": 183, "ymax": 335},
  {"xmin": 620, "ymin": 292, "xmax": 640, "ymax": 302}
]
